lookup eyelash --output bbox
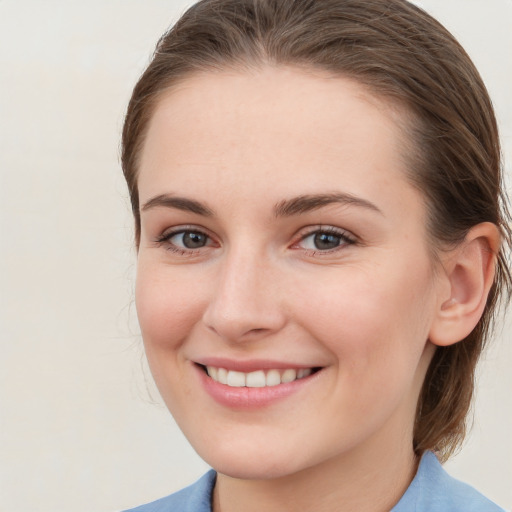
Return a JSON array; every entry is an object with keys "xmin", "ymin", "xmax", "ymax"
[
  {"xmin": 154, "ymin": 225, "xmax": 357, "ymax": 256},
  {"xmin": 155, "ymin": 226, "xmax": 217, "ymax": 256},
  {"xmin": 293, "ymin": 226, "xmax": 357, "ymax": 255}
]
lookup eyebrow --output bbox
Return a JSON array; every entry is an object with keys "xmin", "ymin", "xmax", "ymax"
[
  {"xmin": 273, "ymin": 193, "xmax": 383, "ymax": 217},
  {"xmin": 141, "ymin": 194, "xmax": 213, "ymax": 216},
  {"xmin": 140, "ymin": 192, "xmax": 382, "ymax": 218}
]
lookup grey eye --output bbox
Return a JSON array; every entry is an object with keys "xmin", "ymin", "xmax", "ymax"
[
  {"xmin": 172, "ymin": 231, "xmax": 209, "ymax": 249},
  {"xmin": 297, "ymin": 228, "xmax": 355, "ymax": 252},
  {"xmin": 300, "ymin": 231, "xmax": 342, "ymax": 250},
  {"xmin": 312, "ymin": 232, "xmax": 342, "ymax": 250}
]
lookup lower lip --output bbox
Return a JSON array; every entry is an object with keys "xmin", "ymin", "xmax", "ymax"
[{"xmin": 195, "ymin": 365, "xmax": 321, "ymax": 409}]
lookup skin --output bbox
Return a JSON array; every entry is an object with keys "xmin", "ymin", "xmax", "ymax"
[{"xmin": 134, "ymin": 66, "xmax": 495, "ymax": 512}]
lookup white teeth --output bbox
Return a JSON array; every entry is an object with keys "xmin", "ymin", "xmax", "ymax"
[
  {"xmin": 246, "ymin": 370, "xmax": 266, "ymax": 388},
  {"xmin": 205, "ymin": 366, "xmax": 314, "ymax": 387},
  {"xmin": 217, "ymin": 367, "xmax": 228, "ymax": 385},
  {"xmin": 265, "ymin": 369, "xmax": 281, "ymax": 387},
  {"xmin": 226, "ymin": 370, "xmax": 246, "ymax": 387},
  {"xmin": 207, "ymin": 366, "xmax": 218, "ymax": 380},
  {"xmin": 297, "ymin": 368, "xmax": 312, "ymax": 379},
  {"xmin": 281, "ymin": 369, "xmax": 297, "ymax": 383}
]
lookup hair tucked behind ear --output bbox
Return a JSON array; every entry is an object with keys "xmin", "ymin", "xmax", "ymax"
[{"xmin": 122, "ymin": 0, "xmax": 511, "ymax": 460}]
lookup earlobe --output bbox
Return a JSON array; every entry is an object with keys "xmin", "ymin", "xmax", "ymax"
[{"xmin": 429, "ymin": 222, "xmax": 500, "ymax": 347}]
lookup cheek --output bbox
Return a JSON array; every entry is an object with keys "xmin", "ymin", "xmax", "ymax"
[
  {"xmin": 135, "ymin": 263, "xmax": 207, "ymax": 351},
  {"xmin": 290, "ymin": 263, "xmax": 436, "ymax": 436},
  {"xmin": 134, "ymin": 263, "xmax": 212, "ymax": 414},
  {"xmin": 291, "ymin": 258, "xmax": 436, "ymax": 379}
]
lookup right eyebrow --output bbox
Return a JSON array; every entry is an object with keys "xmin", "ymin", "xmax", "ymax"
[
  {"xmin": 140, "ymin": 194, "xmax": 213, "ymax": 216},
  {"xmin": 273, "ymin": 192, "xmax": 383, "ymax": 217}
]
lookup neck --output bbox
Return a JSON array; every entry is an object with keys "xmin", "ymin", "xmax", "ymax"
[{"xmin": 213, "ymin": 438, "xmax": 418, "ymax": 512}]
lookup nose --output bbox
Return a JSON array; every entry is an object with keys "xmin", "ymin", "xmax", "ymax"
[{"xmin": 202, "ymin": 246, "xmax": 287, "ymax": 342}]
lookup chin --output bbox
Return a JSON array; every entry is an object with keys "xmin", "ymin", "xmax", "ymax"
[
  {"xmin": 197, "ymin": 443, "xmax": 307, "ymax": 480},
  {"xmin": 211, "ymin": 460, "xmax": 299, "ymax": 481}
]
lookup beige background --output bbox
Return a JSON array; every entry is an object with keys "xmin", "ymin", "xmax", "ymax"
[{"xmin": 0, "ymin": 1, "xmax": 510, "ymax": 511}]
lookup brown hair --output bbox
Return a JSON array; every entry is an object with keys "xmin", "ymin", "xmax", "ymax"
[{"xmin": 121, "ymin": 0, "xmax": 511, "ymax": 460}]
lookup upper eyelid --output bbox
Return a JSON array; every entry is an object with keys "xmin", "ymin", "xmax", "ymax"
[
  {"xmin": 158, "ymin": 225, "xmax": 213, "ymax": 239},
  {"xmin": 294, "ymin": 225, "xmax": 356, "ymax": 240}
]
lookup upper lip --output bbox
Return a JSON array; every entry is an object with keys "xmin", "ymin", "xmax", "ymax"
[{"xmin": 193, "ymin": 357, "xmax": 321, "ymax": 373}]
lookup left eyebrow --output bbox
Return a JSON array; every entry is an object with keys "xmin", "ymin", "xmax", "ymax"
[
  {"xmin": 141, "ymin": 194, "xmax": 214, "ymax": 216},
  {"xmin": 273, "ymin": 193, "xmax": 383, "ymax": 217}
]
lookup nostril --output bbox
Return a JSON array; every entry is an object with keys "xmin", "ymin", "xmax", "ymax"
[{"xmin": 202, "ymin": 291, "xmax": 287, "ymax": 342}]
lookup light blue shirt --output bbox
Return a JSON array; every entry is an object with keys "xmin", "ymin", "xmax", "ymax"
[{"xmin": 124, "ymin": 451, "xmax": 505, "ymax": 511}]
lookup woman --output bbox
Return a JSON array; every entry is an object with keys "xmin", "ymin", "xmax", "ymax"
[{"xmin": 121, "ymin": 0, "xmax": 511, "ymax": 510}]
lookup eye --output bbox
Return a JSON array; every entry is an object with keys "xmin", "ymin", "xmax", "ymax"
[
  {"xmin": 170, "ymin": 230, "xmax": 209, "ymax": 249},
  {"xmin": 295, "ymin": 227, "xmax": 356, "ymax": 252},
  {"xmin": 155, "ymin": 228, "xmax": 216, "ymax": 253}
]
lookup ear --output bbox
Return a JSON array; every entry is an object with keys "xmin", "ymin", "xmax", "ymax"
[{"xmin": 429, "ymin": 222, "xmax": 500, "ymax": 347}]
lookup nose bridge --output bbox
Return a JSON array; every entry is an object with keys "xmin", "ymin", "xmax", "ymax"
[{"xmin": 203, "ymin": 240, "xmax": 285, "ymax": 341}]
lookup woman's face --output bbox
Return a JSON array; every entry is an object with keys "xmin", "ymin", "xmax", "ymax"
[{"xmin": 135, "ymin": 66, "xmax": 443, "ymax": 479}]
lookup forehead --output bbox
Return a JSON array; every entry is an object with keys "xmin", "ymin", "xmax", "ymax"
[{"xmin": 138, "ymin": 66, "xmax": 421, "ymax": 222}]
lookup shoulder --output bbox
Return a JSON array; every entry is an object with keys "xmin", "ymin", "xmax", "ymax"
[
  {"xmin": 393, "ymin": 452, "xmax": 506, "ymax": 512},
  {"xmin": 122, "ymin": 470, "xmax": 216, "ymax": 512}
]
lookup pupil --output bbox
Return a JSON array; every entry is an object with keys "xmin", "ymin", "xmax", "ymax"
[
  {"xmin": 314, "ymin": 232, "xmax": 340, "ymax": 250},
  {"xmin": 183, "ymin": 232, "xmax": 206, "ymax": 248}
]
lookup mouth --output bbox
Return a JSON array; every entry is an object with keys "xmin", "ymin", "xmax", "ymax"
[{"xmin": 198, "ymin": 364, "xmax": 321, "ymax": 388}]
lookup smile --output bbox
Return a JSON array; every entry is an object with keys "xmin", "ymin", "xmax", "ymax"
[
  {"xmin": 196, "ymin": 362, "xmax": 324, "ymax": 408},
  {"xmin": 205, "ymin": 366, "xmax": 314, "ymax": 388}
]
